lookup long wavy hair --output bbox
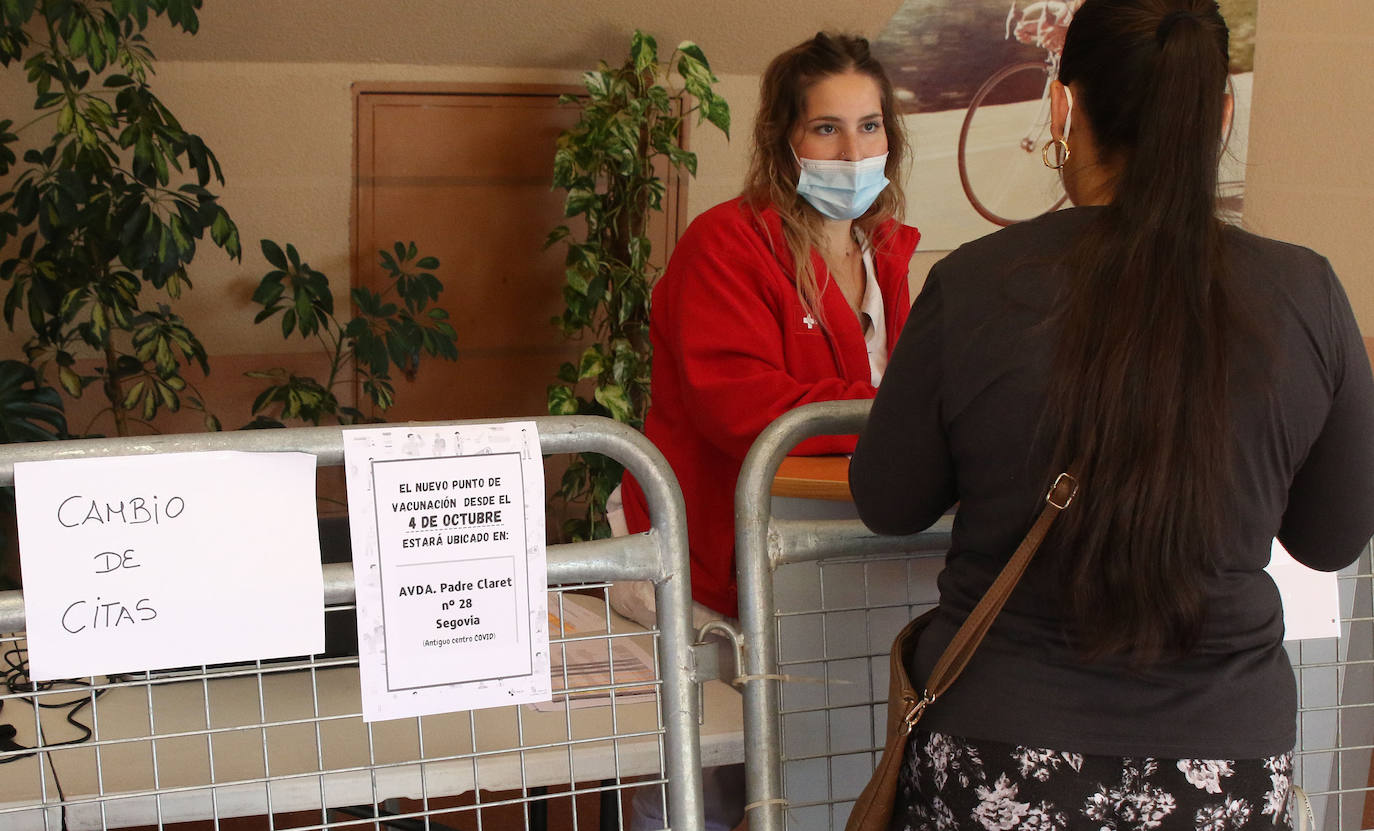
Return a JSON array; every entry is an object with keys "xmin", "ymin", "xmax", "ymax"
[
  {"xmin": 1046, "ymin": 0, "xmax": 1242, "ymax": 663},
  {"xmin": 742, "ymin": 32, "xmax": 908, "ymax": 328}
]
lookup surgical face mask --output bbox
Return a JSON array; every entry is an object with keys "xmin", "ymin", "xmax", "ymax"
[{"xmin": 794, "ymin": 152, "xmax": 890, "ymax": 221}]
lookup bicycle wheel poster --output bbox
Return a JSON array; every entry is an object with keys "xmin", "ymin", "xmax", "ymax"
[{"xmin": 874, "ymin": 0, "xmax": 1256, "ymax": 250}]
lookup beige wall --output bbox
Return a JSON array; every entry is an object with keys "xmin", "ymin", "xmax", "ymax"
[
  {"xmin": 1244, "ymin": 0, "xmax": 1374, "ymax": 326},
  {"xmin": 96, "ymin": 62, "xmax": 594, "ymax": 356},
  {"xmin": 0, "ymin": 62, "xmax": 756, "ymax": 360}
]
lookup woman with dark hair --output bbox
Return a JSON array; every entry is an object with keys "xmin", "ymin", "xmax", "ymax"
[
  {"xmin": 616, "ymin": 31, "xmax": 920, "ymax": 621},
  {"xmin": 850, "ymin": 1, "xmax": 1374, "ymax": 828},
  {"xmin": 611, "ymin": 31, "xmax": 920, "ymax": 830}
]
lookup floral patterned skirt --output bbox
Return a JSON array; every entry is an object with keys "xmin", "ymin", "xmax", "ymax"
[{"xmin": 889, "ymin": 729, "xmax": 1292, "ymax": 831}]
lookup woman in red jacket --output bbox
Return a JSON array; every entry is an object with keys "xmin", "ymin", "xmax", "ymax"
[
  {"xmin": 617, "ymin": 32, "xmax": 921, "ymax": 623},
  {"xmin": 612, "ymin": 32, "xmax": 920, "ymax": 830}
]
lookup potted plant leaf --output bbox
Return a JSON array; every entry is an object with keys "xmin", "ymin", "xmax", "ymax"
[
  {"xmin": 0, "ymin": 0, "xmax": 240, "ymax": 437},
  {"xmin": 546, "ymin": 30, "xmax": 729, "ymax": 541},
  {"xmin": 246, "ymin": 240, "xmax": 459, "ymax": 428}
]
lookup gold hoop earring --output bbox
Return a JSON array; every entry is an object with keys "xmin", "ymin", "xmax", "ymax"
[{"xmin": 1042, "ymin": 138, "xmax": 1069, "ymax": 170}]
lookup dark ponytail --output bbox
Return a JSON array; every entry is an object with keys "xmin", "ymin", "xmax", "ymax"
[{"xmin": 1047, "ymin": 0, "xmax": 1237, "ymax": 663}]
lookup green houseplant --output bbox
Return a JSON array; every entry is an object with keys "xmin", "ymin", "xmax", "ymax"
[
  {"xmin": 0, "ymin": 358, "xmax": 66, "ymax": 588},
  {"xmin": 0, "ymin": 0, "xmax": 240, "ymax": 436},
  {"xmin": 546, "ymin": 30, "xmax": 729, "ymax": 541},
  {"xmin": 246, "ymin": 240, "xmax": 458, "ymax": 427}
]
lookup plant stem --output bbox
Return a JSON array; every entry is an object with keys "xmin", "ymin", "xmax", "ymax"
[
  {"xmin": 82, "ymin": 406, "xmax": 113, "ymax": 436},
  {"xmin": 321, "ymin": 323, "xmax": 345, "ymax": 394},
  {"xmin": 101, "ymin": 326, "xmax": 128, "ymax": 435},
  {"xmin": 14, "ymin": 109, "xmax": 59, "ymax": 134}
]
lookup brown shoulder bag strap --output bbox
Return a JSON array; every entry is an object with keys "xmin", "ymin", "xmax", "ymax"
[{"xmin": 902, "ymin": 470, "xmax": 1079, "ymax": 729}]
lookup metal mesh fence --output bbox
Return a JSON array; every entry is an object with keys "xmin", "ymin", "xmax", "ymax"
[
  {"xmin": 0, "ymin": 416, "xmax": 716, "ymax": 831},
  {"xmin": 1, "ymin": 583, "xmax": 670, "ymax": 830},
  {"xmin": 771, "ymin": 552, "xmax": 941, "ymax": 830},
  {"xmin": 735, "ymin": 401, "xmax": 1374, "ymax": 831},
  {"xmin": 1288, "ymin": 558, "xmax": 1374, "ymax": 830},
  {"xmin": 764, "ymin": 550, "xmax": 1374, "ymax": 831}
]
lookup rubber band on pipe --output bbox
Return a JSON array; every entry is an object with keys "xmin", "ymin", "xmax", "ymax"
[{"xmin": 731, "ymin": 673, "xmax": 852, "ymax": 686}]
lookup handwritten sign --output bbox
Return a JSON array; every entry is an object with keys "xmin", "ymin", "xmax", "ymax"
[
  {"xmin": 14, "ymin": 452, "xmax": 323, "ymax": 680},
  {"xmin": 343, "ymin": 422, "xmax": 549, "ymax": 721}
]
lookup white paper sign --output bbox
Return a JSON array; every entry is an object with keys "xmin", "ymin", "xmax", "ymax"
[
  {"xmin": 1266, "ymin": 539, "xmax": 1341, "ymax": 641},
  {"xmin": 14, "ymin": 451, "xmax": 323, "ymax": 680},
  {"xmin": 343, "ymin": 422, "xmax": 550, "ymax": 721}
]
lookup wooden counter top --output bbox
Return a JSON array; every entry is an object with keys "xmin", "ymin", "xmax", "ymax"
[{"xmin": 771, "ymin": 455, "xmax": 852, "ymax": 501}]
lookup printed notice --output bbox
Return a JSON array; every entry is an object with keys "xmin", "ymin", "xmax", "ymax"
[
  {"xmin": 14, "ymin": 452, "xmax": 323, "ymax": 680},
  {"xmin": 343, "ymin": 422, "xmax": 549, "ymax": 721}
]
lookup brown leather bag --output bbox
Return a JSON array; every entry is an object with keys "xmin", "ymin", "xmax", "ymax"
[{"xmin": 844, "ymin": 472, "xmax": 1079, "ymax": 831}]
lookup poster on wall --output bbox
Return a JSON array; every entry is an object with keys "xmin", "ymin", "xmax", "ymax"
[
  {"xmin": 343, "ymin": 422, "xmax": 550, "ymax": 722},
  {"xmin": 874, "ymin": 0, "xmax": 1257, "ymax": 251}
]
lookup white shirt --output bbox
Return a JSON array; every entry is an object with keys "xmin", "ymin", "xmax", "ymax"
[{"xmin": 857, "ymin": 236, "xmax": 887, "ymax": 387}]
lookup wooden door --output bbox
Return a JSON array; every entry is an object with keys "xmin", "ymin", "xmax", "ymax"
[{"xmin": 354, "ymin": 84, "xmax": 682, "ymax": 424}]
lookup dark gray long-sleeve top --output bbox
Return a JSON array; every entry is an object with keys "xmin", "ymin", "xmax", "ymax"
[{"xmin": 850, "ymin": 207, "xmax": 1374, "ymax": 758}]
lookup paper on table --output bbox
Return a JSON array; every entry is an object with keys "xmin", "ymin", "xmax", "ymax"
[
  {"xmin": 14, "ymin": 451, "xmax": 322, "ymax": 680},
  {"xmin": 531, "ymin": 593, "xmax": 657, "ymax": 712},
  {"xmin": 1266, "ymin": 539, "xmax": 1341, "ymax": 641}
]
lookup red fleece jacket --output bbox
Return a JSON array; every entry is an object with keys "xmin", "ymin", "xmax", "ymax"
[{"xmin": 622, "ymin": 198, "xmax": 920, "ymax": 616}]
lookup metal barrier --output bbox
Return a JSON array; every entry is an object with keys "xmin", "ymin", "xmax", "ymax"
[
  {"xmin": 735, "ymin": 400, "xmax": 1374, "ymax": 831},
  {"xmin": 0, "ymin": 415, "xmax": 715, "ymax": 831}
]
